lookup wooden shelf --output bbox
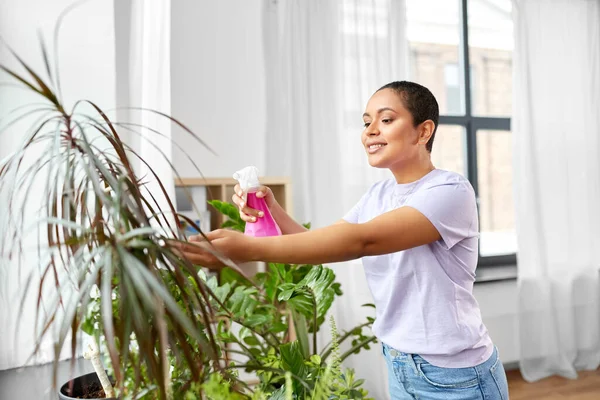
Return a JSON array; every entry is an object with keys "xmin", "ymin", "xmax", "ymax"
[{"xmin": 175, "ymin": 177, "xmax": 291, "ymax": 187}]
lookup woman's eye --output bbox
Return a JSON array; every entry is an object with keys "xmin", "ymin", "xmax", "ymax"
[
  {"xmin": 382, "ymin": 118, "xmax": 392, "ymax": 124},
  {"xmin": 363, "ymin": 122, "xmax": 371, "ymax": 128}
]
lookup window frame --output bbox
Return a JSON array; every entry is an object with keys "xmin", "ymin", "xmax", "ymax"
[{"xmin": 438, "ymin": 0, "xmax": 516, "ymax": 267}]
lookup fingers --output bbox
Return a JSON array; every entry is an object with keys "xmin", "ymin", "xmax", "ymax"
[
  {"xmin": 232, "ymin": 191, "xmax": 265, "ymax": 223},
  {"xmin": 189, "ymin": 229, "xmax": 226, "ymax": 243},
  {"xmin": 255, "ymin": 185, "xmax": 270, "ymax": 199},
  {"xmin": 188, "ymin": 230, "xmax": 222, "ymax": 243},
  {"xmin": 188, "ymin": 234, "xmax": 205, "ymax": 242},
  {"xmin": 170, "ymin": 240, "xmax": 223, "ymax": 270},
  {"xmin": 241, "ymin": 210, "xmax": 261, "ymax": 223}
]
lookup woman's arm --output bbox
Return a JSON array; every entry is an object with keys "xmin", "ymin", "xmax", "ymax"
[
  {"xmin": 268, "ymin": 200, "xmax": 308, "ymax": 234},
  {"xmin": 180, "ymin": 207, "xmax": 440, "ymax": 268},
  {"xmin": 250, "ymin": 206, "xmax": 440, "ymax": 265}
]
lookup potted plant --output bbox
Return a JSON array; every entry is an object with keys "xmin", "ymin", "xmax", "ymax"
[
  {"xmin": 0, "ymin": 27, "xmax": 376, "ymax": 400},
  {"xmin": 0, "ymin": 36, "xmax": 227, "ymax": 398}
]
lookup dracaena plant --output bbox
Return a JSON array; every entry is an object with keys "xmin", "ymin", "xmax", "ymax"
[{"xmin": 0, "ymin": 34, "xmax": 236, "ymax": 398}]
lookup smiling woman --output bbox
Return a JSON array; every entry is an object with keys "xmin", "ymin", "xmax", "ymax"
[
  {"xmin": 361, "ymin": 83, "xmax": 437, "ymax": 183},
  {"xmin": 179, "ymin": 81, "xmax": 510, "ymax": 400}
]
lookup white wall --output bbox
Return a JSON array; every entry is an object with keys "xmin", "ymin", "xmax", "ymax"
[
  {"xmin": 0, "ymin": 0, "xmax": 116, "ymax": 370},
  {"xmin": 170, "ymin": 0, "xmax": 267, "ymax": 178},
  {"xmin": 475, "ymin": 280, "xmax": 520, "ymax": 364}
]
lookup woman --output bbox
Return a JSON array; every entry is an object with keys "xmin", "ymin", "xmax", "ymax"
[{"xmin": 178, "ymin": 81, "xmax": 510, "ymax": 399}]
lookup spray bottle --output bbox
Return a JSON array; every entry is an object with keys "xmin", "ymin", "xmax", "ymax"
[{"xmin": 233, "ymin": 166, "xmax": 282, "ymax": 237}]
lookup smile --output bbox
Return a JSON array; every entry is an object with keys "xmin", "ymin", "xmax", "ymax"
[{"xmin": 367, "ymin": 143, "xmax": 387, "ymax": 154}]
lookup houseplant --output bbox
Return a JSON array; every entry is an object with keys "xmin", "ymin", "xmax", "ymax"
[
  {"xmin": 0, "ymin": 30, "xmax": 376, "ymax": 400},
  {"xmin": 170, "ymin": 201, "xmax": 378, "ymax": 398},
  {"xmin": 0, "ymin": 36, "xmax": 227, "ymax": 398}
]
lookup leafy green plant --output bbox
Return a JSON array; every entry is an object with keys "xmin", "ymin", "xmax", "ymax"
[{"xmin": 200, "ymin": 201, "xmax": 377, "ymax": 399}]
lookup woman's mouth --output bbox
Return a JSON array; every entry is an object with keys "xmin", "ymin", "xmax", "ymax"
[{"xmin": 367, "ymin": 143, "xmax": 387, "ymax": 154}]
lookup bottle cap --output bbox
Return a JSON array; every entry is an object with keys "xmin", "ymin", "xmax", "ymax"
[{"xmin": 233, "ymin": 166, "xmax": 261, "ymax": 191}]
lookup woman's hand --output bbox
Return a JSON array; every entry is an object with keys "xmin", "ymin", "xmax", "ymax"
[
  {"xmin": 232, "ymin": 184, "xmax": 276, "ymax": 223},
  {"xmin": 173, "ymin": 229, "xmax": 256, "ymax": 270}
]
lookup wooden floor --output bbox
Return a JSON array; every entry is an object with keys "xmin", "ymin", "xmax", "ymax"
[{"xmin": 507, "ymin": 368, "xmax": 600, "ymax": 399}]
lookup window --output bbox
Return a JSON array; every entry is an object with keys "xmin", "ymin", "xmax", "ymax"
[
  {"xmin": 444, "ymin": 64, "xmax": 475, "ymax": 115},
  {"xmin": 407, "ymin": 0, "xmax": 515, "ymax": 265},
  {"xmin": 444, "ymin": 64, "xmax": 462, "ymax": 114}
]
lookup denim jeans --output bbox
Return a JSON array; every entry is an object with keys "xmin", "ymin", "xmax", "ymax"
[{"xmin": 382, "ymin": 343, "xmax": 509, "ymax": 399}]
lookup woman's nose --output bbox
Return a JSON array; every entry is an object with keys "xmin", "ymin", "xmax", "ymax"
[{"xmin": 367, "ymin": 126, "xmax": 379, "ymax": 135}]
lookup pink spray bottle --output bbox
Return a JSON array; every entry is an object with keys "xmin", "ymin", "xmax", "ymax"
[{"xmin": 233, "ymin": 166, "xmax": 282, "ymax": 237}]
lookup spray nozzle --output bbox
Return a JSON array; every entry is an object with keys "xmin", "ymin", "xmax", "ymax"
[{"xmin": 233, "ymin": 166, "xmax": 261, "ymax": 192}]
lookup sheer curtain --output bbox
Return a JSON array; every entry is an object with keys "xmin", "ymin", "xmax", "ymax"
[
  {"xmin": 124, "ymin": 0, "xmax": 175, "ymax": 225},
  {"xmin": 0, "ymin": 0, "xmax": 173, "ymax": 371},
  {"xmin": 512, "ymin": 0, "xmax": 600, "ymax": 382},
  {"xmin": 263, "ymin": 1, "xmax": 407, "ymax": 398},
  {"xmin": 0, "ymin": 0, "xmax": 117, "ymax": 370}
]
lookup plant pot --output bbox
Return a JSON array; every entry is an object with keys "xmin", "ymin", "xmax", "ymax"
[{"xmin": 58, "ymin": 371, "xmax": 117, "ymax": 400}]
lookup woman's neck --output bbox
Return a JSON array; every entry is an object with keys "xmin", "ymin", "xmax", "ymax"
[{"xmin": 391, "ymin": 158, "xmax": 435, "ymax": 184}]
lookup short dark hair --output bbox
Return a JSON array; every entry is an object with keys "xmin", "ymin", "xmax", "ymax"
[{"xmin": 377, "ymin": 81, "xmax": 439, "ymax": 152}]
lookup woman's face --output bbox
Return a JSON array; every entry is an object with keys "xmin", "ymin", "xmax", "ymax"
[{"xmin": 361, "ymin": 88, "xmax": 422, "ymax": 170}]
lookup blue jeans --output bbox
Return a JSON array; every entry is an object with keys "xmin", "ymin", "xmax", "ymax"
[{"xmin": 382, "ymin": 343, "xmax": 509, "ymax": 399}]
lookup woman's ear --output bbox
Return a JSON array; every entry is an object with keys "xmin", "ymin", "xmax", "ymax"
[{"xmin": 418, "ymin": 120, "xmax": 435, "ymax": 145}]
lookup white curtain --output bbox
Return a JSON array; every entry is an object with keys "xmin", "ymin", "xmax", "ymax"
[
  {"xmin": 513, "ymin": 0, "xmax": 600, "ymax": 382},
  {"xmin": 0, "ymin": 0, "xmax": 117, "ymax": 370},
  {"xmin": 0, "ymin": 0, "xmax": 173, "ymax": 372},
  {"xmin": 263, "ymin": 1, "xmax": 407, "ymax": 398},
  {"xmin": 121, "ymin": 0, "xmax": 175, "ymax": 229}
]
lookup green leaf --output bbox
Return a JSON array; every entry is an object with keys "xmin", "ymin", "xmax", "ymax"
[
  {"xmin": 239, "ymin": 327, "xmax": 250, "ymax": 340},
  {"xmin": 220, "ymin": 267, "xmax": 247, "ymax": 286},
  {"xmin": 291, "ymin": 265, "xmax": 313, "ymax": 284},
  {"xmin": 352, "ymin": 379, "xmax": 365, "ymax": 388},
  {"xmin": 275, "ymin": 266, "xmax": 340, "ymax": 338},
  {"xmin": 292, "ymin": 310, "xmax": 309, "ymax": 359},
  {"xmin": 361, "ymin": 303, "xmax": 375, "ymax": 308},
  {"xmin": 332, "ymin": 282, "xmax": 343, "ymax": 296},
  {"xmin": 270, "ymin": 263, "xmax": 292, "ymax": 283},
  {"xmin": 221, "ymin": 219, "xmax": 244, "ymax": 232},
  {"xmin": 278, "ymin": 287, "xmax": 295, "ymax": 302},
  {"xmin": 243, "ymin": 336, "xmax": 261, "ymax": 346},
  {"xmin": 310, "ymin": 355, "xmax": 321, "ymax": 365},
  {"xmin": 271, "ymin": 322, "xmax": 289, "ymax": 333},
  {"xmin": 215, "ymin": 283, "xmax": 232, "ymax": 304},
  {"xmin": 280, "ymin": 341, "xmax": 307, "ymax": 379},
  {"xmin": 267, "ymin": 386, "xmax": 288, "ymax": 400},
  {"xmin": 245, "ymin": 314, "xmax": 270, "ymax": 327},
  {"xmin": 208, "ymin": 200, "xmax": 243, "ymax": 223},
  {"xmin": 201, "ymin": 373, "xmax": 244, "ymax": 400},
  {"xmin": 347, "ymin": 389, "xmax": 364, "ymax": 398},
  {"xmin": 249, "ymin": 347, "xmax": 263, "ymax": 357},
  {"xmin": 287, "ymin": 293, "xmax": 313, "ymax": 316}
]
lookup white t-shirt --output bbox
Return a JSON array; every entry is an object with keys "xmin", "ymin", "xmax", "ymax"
[{"xmin": 343, "ymin": 169, "xmax": 493, "ymax": 368}]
